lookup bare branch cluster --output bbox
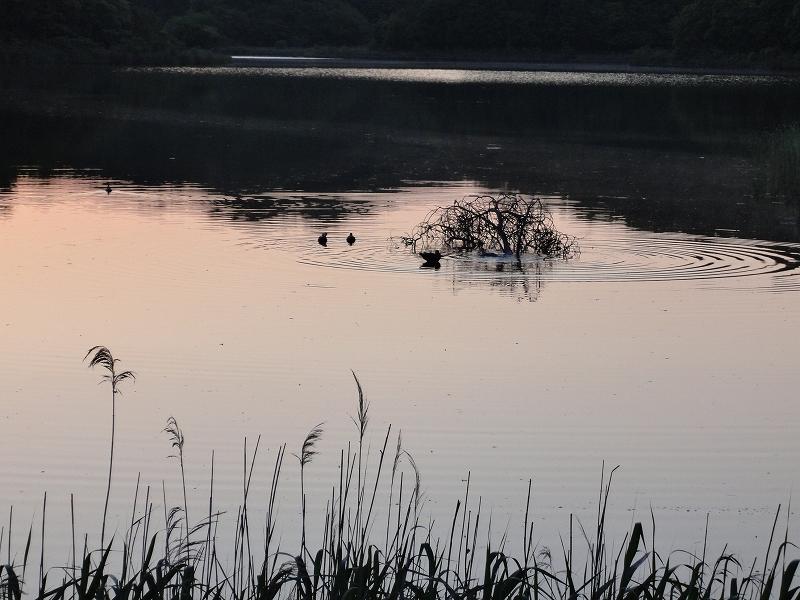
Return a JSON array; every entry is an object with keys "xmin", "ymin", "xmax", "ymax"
[{"xmin": 400, "ymin": 194, "xmax": 579, "ymax": 260}]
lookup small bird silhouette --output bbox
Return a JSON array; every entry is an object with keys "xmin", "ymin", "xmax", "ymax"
[
  {"xmin": 346, "ymin": 232, "xmax": 356, "ymax": 245},
  {"xmin": 318, "ymin": 232, "xmax": 328, "ymax": 246},
  {"xmin": 105, "ymin": 184, "xmax": 112, "ymax": 194},
  {"xmin": 420, "ymin": 249, "xmax": 442, "ymax": 265}
]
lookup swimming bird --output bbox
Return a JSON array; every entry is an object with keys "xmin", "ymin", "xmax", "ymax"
[
  {"xmin": 419, "ymin": 249, "xmax": 442, "ymax": 266},
  {"xmin": 346, "ymin": 232, "xmax": 356, "ymax": 245},
  {"xmin": 105, "ymin": 184, "xmax": 112, "ymax": 194},
  {"xmin": 318, "ymin": 232, "xmax": 328, "ymax": 246}
]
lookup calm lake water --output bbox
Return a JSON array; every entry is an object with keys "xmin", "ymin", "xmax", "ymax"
[{"xmin": 0, "ymin": 65, "xmax": 799, "ymax": 566}]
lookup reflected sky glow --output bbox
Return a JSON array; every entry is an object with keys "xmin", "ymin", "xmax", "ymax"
[
  {"xmin": 2, "ymin": 64, "xmax": 799, "ymax": 567},
  {"xmin": 0, "ymin": 175, "xmax": 798, "ymax": 564}
]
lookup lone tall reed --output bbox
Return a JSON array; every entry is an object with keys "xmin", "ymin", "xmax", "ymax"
[{"xmin": 84, "ymin": 345, "xmax": 135, "ymax": 549}]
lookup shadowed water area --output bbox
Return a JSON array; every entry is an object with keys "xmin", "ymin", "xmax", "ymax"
[{"xmin": 0, "ymin": 65, "xmax": 799, "ymax": 566}]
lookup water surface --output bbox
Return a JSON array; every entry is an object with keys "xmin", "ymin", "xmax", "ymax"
[{"xmin": 0, "ymin": 66, "xmax": 798, "ymax": 566}]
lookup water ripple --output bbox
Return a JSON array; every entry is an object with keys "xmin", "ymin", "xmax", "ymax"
[{"xmin": 295, "ymin": 233, "xmax": 800, "ymax": 290}]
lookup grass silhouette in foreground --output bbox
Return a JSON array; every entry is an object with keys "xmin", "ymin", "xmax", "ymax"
[{"xmin": 0, "ymin": 346, "xmax": 797, "ymax": 600}]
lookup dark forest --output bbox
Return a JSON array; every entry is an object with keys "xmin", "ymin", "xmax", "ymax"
[{"xmin": 2, "ymin": 0, "xmax": 799, "ymax": 66}]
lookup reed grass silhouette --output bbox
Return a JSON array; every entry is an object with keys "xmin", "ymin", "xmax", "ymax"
[
  {"xmin": 293, "ymin": 423, "xmax": 324, "ymax": 557},
  {"xmin": 164, "ymin": 417, "xmax": 190, "ymax": 565},
  {"xmin": 0, "ymin": 347, "xmax": 797, "ymax": 600}
]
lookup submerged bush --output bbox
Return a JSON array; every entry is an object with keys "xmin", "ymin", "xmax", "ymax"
[{"xmin": 401, "ymin": 194, "xmax": 579, "ymax": 260}]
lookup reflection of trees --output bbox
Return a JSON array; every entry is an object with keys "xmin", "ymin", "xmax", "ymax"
[
  {"xmin": 209, "ymin": 194, "xmax": 374, "ymax": 223},
  {"xmin": 572, "ymin": 184, "xmax": 800, "ymax": 243},
  {"xmin": 0, "ymin": 167, "xmax": 15, "ymax": 194},
  {"xmin": 764, "ymin": 125, "xmax": 800, "ymax": 200},
  {"xmin": 449, "ymin": 256, "xmax": 550, "ymax": 303},
  {"xmin": 0, "ymin": 166, "xmax": 14, "ymax": 217},
  {"xmin": 3, "ymin": 69, "xmax": 800, "ymax": 242}
]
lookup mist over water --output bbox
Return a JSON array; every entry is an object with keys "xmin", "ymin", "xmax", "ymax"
[{"xmin": 0, "ymin": 66, "xmax": 799, "ymax": 567}]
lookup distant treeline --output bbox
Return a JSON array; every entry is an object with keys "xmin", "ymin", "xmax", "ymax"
[{"xmin": 1, "ymin": 0, "xmax": 800, "ymax": 65}]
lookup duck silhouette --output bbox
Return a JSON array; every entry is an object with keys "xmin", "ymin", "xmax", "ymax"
[
  {"xmin": 346, "ymin": 232, "xmax": 356, "ymax": 245},
  {"xmin": 419, "ymin": 249, "xmax": 442, "ymax": 267},
  {"xmin": 105, "ymin": 184, "xmax": 112, "ymax": 194},
  {"xmin": 318, "ymin": 232, "xmax": 328, "ymax": 246}
]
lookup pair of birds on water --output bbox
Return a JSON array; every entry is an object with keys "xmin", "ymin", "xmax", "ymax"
[{"xmin": 318, "ymin": 232, "xmax": 356, "ymax": 247}]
